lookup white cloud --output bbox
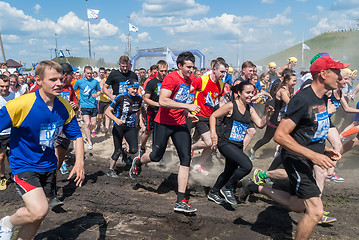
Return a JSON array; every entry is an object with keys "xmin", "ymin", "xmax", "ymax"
[
  {"xmin": 135, "ymin": 32, "xmax": 152, "ymax": 43},
  {"xmin": 283, "ymin": 30, "xmax": 292, "ymax": 36},
  {"xmin": 2, "ymin": 34, "xmax": 20, "ymax": 43},
  {"xmin": 0, "ymin": 2, "xmax": 119, "ymax": 38},
  {"xmin": 317, "ymin": 5, "xmax": 324, "ymax": 11},
  {"xmin": 94, "ymin": 45, "xmax": 119, "ymax": 52},
  {"xmin": 119, "ymin": 33, "xmax": 128, "ymax": 43},
  {"xmin": 130, "ymin": 0, "xmax": 209, "ymax": 27},
  {"xmin": 262, "ymin": 0, "xmax": 275, "ymax": 3},
  {"xmin": 34, "ymin": 4, "xmax": 41, "ymax": 14}
]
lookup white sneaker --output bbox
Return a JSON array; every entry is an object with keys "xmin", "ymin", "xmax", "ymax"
[
  {"xmin": 192, "ymin": 164, "xmax": 209, "ymax": 176},
  {"xmin": 88, "ymin": 143, "xmax": 93, "ymax": 150},
  {"xmin": 0, "ymin": 216, "xmax": 13, "ymax": 240}
]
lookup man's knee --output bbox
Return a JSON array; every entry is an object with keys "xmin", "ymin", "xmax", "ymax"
[
  {"xmin": 29, "ymin": 204, "xmax": 49, "ymax": 222},
  {"xmin": 128, "ymin": 147, "xmax": 138, "ymax": 155}
]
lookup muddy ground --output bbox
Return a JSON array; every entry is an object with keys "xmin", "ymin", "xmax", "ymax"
[{"xmin": 1, "ymin": 122, "xmax": 359, "ymax": 240}]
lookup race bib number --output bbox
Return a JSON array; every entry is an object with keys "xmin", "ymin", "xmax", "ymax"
[
  {"xmin": 39, "ymin": 121, "xmax": 64, "ymax": 149},
  {"xmin": 60, "ymin": 91, "xmax": 70, "ymax": 101},
  {"xmin": 204, "ymin": 92, "xmax": 215, "ymax": 108},
  {"xmin": 156, "ymin": 83, "xmax": 162, "ymax": 96},
  {"xmin": 118, "ymin": 81, "xmax": 129, "ymax": 96},
  {"xmin": 83, "ymin": 85, "xmax": 91, "ymax": 96},
  {"xmin": 174, "ymin": 83, "xmax": 190, "ymax": 103},
  {"xmin": 312, "ymin": 111, "xmax": 330, "ymax": 142},
  {"xmin": 229, "ymin": 121, "xmax": 249, "ymax": 142},
  {"xmin": 126, "ymin": 114, "xmax": 137, "ymax": 127},
  {"xmin": 186, "ymin": 93, "xmax": 195, "ymax": 104}
]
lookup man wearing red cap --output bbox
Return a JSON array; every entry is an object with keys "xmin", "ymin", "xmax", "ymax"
[{"xmin": 238, "ymin": 53, "xmax": 349, "ymax": 240}]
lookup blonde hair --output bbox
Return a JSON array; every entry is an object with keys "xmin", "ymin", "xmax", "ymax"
[{"xmin": 35, "ymin": 61, "xmax": 62, "ymax": 80}]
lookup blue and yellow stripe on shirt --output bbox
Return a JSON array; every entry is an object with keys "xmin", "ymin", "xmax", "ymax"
[{"xmin": 0, "ymin": 91, "xmax": 82, "ymax": 175}]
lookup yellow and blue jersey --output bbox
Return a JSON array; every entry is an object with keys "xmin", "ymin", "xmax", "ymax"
[{"xmin": 0, "ymin": 90, "xmax": 82, "ymax": 175}]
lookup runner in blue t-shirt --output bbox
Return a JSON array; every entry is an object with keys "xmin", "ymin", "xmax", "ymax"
[
  {"xmin": 73, "ymin": 66, "xmax": 101, "ymax": 150},
  {"xmin": 0, "ymin": 61, "xmax": 85, "ymax": 240}
]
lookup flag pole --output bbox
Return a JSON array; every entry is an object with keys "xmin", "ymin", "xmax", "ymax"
[
  {"xmin": 301, "ymin": 33, "xmax": 304, "ymax": 68},
  {"xmin": 127, "ymin": 16, "xmax": 131, "ymax": 57},
  {"xmin": 0, "ymin": 32, "xmax": 8, "ymax": 70},
  {"xmin": 86, "ymin": 0, "xmax": 92, "ymax": 66}
]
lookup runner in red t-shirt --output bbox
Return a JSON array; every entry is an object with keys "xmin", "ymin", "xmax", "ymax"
[
  {"xmin": 190, "ymin": 60, "xmax": 226, "ymax": 175},
  {"xmin": 130, "ymin": 52, "xmax": 200, "ymax": 214}
]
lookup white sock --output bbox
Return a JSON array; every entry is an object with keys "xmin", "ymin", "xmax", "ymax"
[{"xmin": 2, "ymin": 216, "xmax": 14, "ymax": 230}]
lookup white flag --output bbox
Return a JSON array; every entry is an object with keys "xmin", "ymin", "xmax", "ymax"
[
  {"xmin": 129, "ymin": 23, "xmax": 139, "ymax": 32},
  {"xmin": 165, "ymin": 47, "xmax": 177, "ymax": 69},
  {"xmin": 87, "ymin": 8, "xmax": 99, "ymax": 19},
  {"xmin": 302, "ymin": 43, "xmax": 310, "ymax": 50}
]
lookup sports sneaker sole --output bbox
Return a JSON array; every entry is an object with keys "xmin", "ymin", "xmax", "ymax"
[
  {"xmin": 129, "ymin": 158, "xmax": 139, "ymax": 180},
  {"xmin": 207, "ymin": 195, "xmax": 226, "ymax": 205},
  {"xmin": 220, "ymin": 189, "xmax": 237, "ymax": 205},
  {"xmin": 173, "ymin": 207, "xmax": 197, "ymax": 213}
]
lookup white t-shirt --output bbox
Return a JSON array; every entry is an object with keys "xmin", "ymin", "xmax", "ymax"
[{"xmin": 0, "ymin": 92, "xmax": 16, "ymax": 135}]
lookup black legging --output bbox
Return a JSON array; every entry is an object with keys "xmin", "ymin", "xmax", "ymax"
[
  {"xmin": 111, "ymin": 124, "xmax": 138, "ymax": 161},
  {"xmin": 252, "ymin": 124, "xmax": 277, "ymax": 152},
  {"xmin": 213, "ymin": 142, "xmax": 253, "ymax": 191}
]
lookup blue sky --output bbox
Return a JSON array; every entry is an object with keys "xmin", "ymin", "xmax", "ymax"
[{"xmin": 0, "ymin": 0, "xmax": 358, "ymax": 69}]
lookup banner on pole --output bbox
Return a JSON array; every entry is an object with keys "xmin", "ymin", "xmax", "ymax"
[{"xmin": 87, "ymin": 8, "xmax": 99, "ymax": 19}]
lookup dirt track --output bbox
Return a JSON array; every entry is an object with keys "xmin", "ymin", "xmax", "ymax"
[{"xmin": 1, "ymin": 126, "xmax": 359, "ymax": 240}]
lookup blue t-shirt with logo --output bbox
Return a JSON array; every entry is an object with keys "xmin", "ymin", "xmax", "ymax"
[{"xmin": 73, "ymin": 78, "xmax": 101, "ymax": 108}]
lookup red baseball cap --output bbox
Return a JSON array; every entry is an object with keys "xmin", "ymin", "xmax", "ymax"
[{"xmin": 310, "ymin": 53, "xmax": 350, "ymax": 75}]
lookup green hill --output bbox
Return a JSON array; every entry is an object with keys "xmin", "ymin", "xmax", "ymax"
[
  {"xmin": 52, "ymin": 57, "xmax": 117, "ymax": 69},
  {"xmin": 256, "ymin": 30, "xmax": 359, "ymax": 71}
]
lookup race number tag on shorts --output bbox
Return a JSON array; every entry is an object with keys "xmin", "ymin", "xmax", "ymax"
[
  {"xmin": 156, "ymin": 83, "xmax": 162, "ymax": 96},
  {"xmin": 229, "ymin": 120, "xmax": 249, "ymax": 142},
  {"xmin": 313, "ymin": 111, "xmax": 329, "ymax": 142},
  {"xmin": 174, "ymin": 83, "xmax": 190, "ymax": 103},
  {"xmin": 60, "ymin": 91, "xmax": 70, "ymax": 101},
  {"xmin": 39, "ymin": 121, "xmax": 64, "ymax": 149}
]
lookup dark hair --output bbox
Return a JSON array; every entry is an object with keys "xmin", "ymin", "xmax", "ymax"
[
  {"xmin": 0, "ymin": 75, "xmax": 10, "ymax": 82},
  {"xmin": 231, "ymin": 80, "xmax": 253, "ymax": 94},
  {"xmin": 281, "ymin": 68, "xmax": 294, "ymax": 77},
  {"xmin": 99, "ymin": 67, "xmax": 105, "ymax": 72},
  {"xmin": 150, "ymin": 65, "xmax": 157, "ymax": 71},
  {"xmin": 213, "ymin": 59, "xmax": 226, "ymax": 69},
  {"xmin": 276, "ymin": 72, "xmax": 296, "ymax": 93},
  {"xmin": 241, "ymin": 61, "xmax": 255, "ymax": 70},
  {"xmin": 176, "ymin": 51, "xmax": 195, "ymax": 66},
  {"xmin": 119, "ymin": 55, "xmax": 130, "ymax": 64}
]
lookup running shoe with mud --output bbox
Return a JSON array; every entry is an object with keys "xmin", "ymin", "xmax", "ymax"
[
  {"xmin": 129, "ymin": 157, "xmax": 141, "ymax": 180},
  {"xmin": 208, "ymin": 189, "xmax": 226, "ymax": 205},
  {"xmin": 220, "ymin": 186, "xmax": 237, "ymax": 205},
  {"xmin": 173, "ymin": 200, "xmax": 197, "ymax": 213}
]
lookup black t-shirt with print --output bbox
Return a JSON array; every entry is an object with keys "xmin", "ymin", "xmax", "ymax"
[
  {"xmin": 105, "ymin": 70, "xmax": 138, "ymax": 96},
  {"xmin": 110, "ymin": 93, "xmax": 142, "ymax": 128},
  {"xmin": 144, "ymin": 77, "xmax": 162, "ymax": 113},
  {"xmin": 283, "ymin": 86, "xmax": 329, "ymax": 157}
]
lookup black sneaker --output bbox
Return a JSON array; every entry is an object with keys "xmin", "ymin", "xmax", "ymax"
[
  {"xmin": 129, "ymin": 157, "xmax": 141, "ymax": 180},
  {"xmin": 208, "ymin": 190, "xmax": 226, "ymax": 205},
  {"xmin": 238, "ymin": 178, "xmax": 252, "ymax": 203},
  {"xmin": 173, "ymin": 200, "xmax": 197, "ymax": 213},
  {"xmin": 220, "ymin": 186, "xmax": 237, "ymax": 205},
  {"xmin": 49, "ymin": 196, "xmax": 64, "ymax": 209}
]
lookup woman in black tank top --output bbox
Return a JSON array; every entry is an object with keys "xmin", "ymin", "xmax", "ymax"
[
  {"xmin": 250, "ymin": 73, "xmax": 296, "ymax": 159},
  {"xmin": 207, "ymin": 81, "xmax": 274, "ymax": 205}
]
